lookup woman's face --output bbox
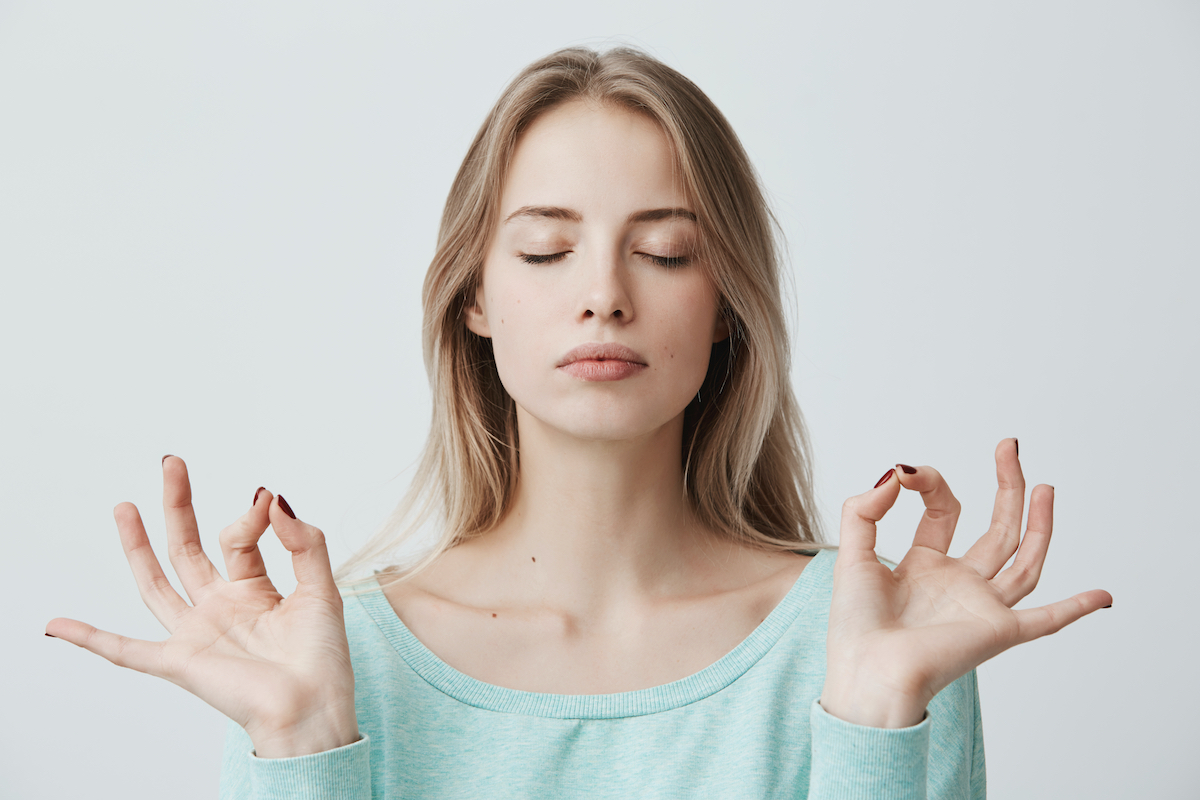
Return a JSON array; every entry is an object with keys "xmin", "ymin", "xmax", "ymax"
[{"xmin": 468, "ymin": 99, "xmax": 727, "ymax": 443}]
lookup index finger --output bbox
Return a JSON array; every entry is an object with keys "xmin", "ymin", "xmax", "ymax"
[
  {"xmin": 161, "ymin": 456, "xmax": 223, "ymax": 602},
  {"xmin": 268, "ymin": 496, "xmax": 339, "ymax": 596},
  {"xmin": 894, "ymin": 464, "xmax": 962, "ymax": 554}
]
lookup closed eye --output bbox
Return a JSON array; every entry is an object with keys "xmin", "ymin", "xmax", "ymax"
[
  {"xmin": 641, "ymin": 253, "xmax": 691, "ymax": 268},
  {"xmin": 520, "ymin": 252, "xmax": 570, "ymax": 265}
]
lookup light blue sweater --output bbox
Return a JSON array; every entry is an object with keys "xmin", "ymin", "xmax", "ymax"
[{"xmin": 220, "ymin": 549, "xmax": 985, "ymax": 798}]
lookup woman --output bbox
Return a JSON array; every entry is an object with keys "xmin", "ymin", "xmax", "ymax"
[{"xmin": 46, "ymin": 47, "xmax": 1110, "ymax": 798}]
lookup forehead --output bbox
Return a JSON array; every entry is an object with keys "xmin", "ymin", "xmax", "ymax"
[{"xmin": 500, "ymin": 99, "xmax": 687, "ymax": 213}]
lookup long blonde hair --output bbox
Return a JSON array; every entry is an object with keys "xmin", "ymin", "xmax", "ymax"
[{"xmin": 336, "ymin": 46, "xmax": 822, "ymax": 585}]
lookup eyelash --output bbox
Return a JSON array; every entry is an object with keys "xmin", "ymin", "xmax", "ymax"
[{"xmin": 518, "ymin": 252, "xmax": 691, "ymax": 268}]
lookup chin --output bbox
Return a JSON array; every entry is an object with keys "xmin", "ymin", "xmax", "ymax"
[{"xmin": 517, "ymin": 400, "xmax": 688, "ymax": 445}]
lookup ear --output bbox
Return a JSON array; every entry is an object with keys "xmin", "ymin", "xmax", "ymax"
[
  {"xmin": 463, "ymin": 282, "xmax": 492, "ymax": 338},
  {"xmin": 712, "ymin": 309, "xmax": 731, "ymax": 343}
]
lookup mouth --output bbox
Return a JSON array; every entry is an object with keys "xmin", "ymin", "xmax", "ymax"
[
  {"xmin": 557, "ymin": 343, "xmax": 648, "ymax": 382},
  {"xmin": 557, "ymin": 343, "xmax": 647, "ymax": 368}
]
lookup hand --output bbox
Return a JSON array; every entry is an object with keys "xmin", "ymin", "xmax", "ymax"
[
  {"xmin": 45, "ymin": 456, "xmax": 359, "ymax": 757},
  {"xmin": 820, "ymin": 439, "xmax": 1111, "ymax": 728}
]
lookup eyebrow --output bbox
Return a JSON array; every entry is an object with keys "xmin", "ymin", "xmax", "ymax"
[{"xmin": 503, "ymin": 206, "xmax": 697, "ymax": 225}]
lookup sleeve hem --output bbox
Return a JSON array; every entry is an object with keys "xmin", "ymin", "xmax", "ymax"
[
  {"xmin": 808, "ymin": 699, "xmax": 931, "ymax": 800},
  {"xmin": 246, "ymin": 734, "xmax": 372, "ymax": 800}
]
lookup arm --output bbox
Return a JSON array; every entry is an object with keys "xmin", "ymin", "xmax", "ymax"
[
  {"xmin": 221, "ymin": 720, "xmax": 373, "ymax": 800},
  {"xmin": 809, "ymin": 669, "xmax": 983, "ymax": 799},
  {"xmin": 45, "ymin": 456, "xmax": 370, "ymax": 796},
  {"xmin": 815, "ymin": 439, "xmax": 1105, "ymax": 797}
]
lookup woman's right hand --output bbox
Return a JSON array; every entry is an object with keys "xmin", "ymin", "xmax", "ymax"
[{"xmin": 45, "ymin": 456, "xmax": 359, "ymax": 758}]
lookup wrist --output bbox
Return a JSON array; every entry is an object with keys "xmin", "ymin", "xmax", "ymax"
[
  {"xmin": 820, "ymin": 678, "xmax": 928, "ymax": 729},
  {"xmin": 249, "ymin": 703, "xmax": 361, "ymax": 759}
]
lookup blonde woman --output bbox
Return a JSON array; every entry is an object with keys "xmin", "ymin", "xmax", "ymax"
[{"xmin": 46, "ymin": 48, "xmax": 1111, "ymax": 798}]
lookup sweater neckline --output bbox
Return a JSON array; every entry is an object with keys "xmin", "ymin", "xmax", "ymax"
[{"xmin": 355, "ymin": 548, "xmax": 833, "ymax": 719}]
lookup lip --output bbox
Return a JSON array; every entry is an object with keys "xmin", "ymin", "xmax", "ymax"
[
  {"xmin": 557, "ymin": 343, "xmax": 647, "ymax": 368},
  {"xmin": 556, "ymin": 343, "xmax": 648, "ymax": 382}
]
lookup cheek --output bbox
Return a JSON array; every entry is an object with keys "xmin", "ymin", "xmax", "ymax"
[
  {"xmin": 484, "ymin": 285, "xmax": 549, "ymax": 397},
  {"xmin": 655, "ymin": 285, "xmax": 721, "ymax": 380}
]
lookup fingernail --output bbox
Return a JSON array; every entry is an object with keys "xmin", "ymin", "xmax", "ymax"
[
  {"xmin": 253, "ymin": 487, "xmax": 265, "ymax": 506},
  {"xmin": 45, "ymin": 632, "xmax": 56, "ymax": 638},
  {"xmin": 277, "ymin": 494, "xmax": 297, "ymax": 519},
  {"xmin": 162, "ymin": 454, "xmax": 173, "ymax": 464},
  {"xmin": 1014, "ymin": 438, "xmax": 1019, "ymax": 457},
  {"xmin": 897, "ymin": 464, "xmax": 917, "ymax": 474},
  {"xmin": 1102, "ymin": 604, "xmax": 1112, "ymax": 609},
  {"xmin": 874, "ymin": 468, "xmax": 895, "ymax": 488}
]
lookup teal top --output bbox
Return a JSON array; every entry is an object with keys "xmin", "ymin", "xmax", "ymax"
[{"xmin": 219, "ymin": 549, "xmax": 985, "ymax": 799}]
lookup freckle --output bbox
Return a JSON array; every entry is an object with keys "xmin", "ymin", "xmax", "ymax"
[
  {"xmin": 532, "ymin": 556, "xmax": 536, "ymax": 562},
  {"xmin": 492, "ymin": 613, "xmax": 497, "ymax": 618}
]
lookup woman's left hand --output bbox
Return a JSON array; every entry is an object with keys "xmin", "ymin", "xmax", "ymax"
[{"xmin": 820, "ymin": 438, "xmax": 1111, "ymax": 728}]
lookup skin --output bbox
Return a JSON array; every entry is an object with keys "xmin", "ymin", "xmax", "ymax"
[
  {"xmin": 385, "ymin": 99, "xmax": 811, "ymax": 694},
  {"xmin": 44, "ymin": 100, "xmax": 1112, "ymax": 760}
]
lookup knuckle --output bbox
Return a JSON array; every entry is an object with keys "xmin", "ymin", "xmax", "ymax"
[
  {"xmin": 145, "ymin": 574, "xmax": 175, "ymax": 597},
  {"xmin": 924, "ymin": 507, "xmax": 957, "ymax": 523},
  {"xmin": 170, "ymin": 539, "xmax": 206, "ymax": 561},
  {"xmin": 1010, "ymin": 561, "xmax": 1036, "ymax": 587}
]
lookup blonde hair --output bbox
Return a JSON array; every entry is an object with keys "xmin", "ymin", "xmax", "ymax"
[{"xmin": 336, "ymin": 46, "xmax": 823, "ymax": 586}]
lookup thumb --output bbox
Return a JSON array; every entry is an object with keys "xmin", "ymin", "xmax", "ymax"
[{"xmin": 838, "ymin": 468, "xmax": 902, "ymax": 555}]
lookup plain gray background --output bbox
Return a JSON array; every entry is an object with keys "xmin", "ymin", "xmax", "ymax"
[{"xmin": 2, "ymin": 1, "xmax": 1197, "ymax": 797}]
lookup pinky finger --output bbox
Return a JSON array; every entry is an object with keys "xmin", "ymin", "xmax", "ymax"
[
  {"xmin": 1013, "ymin": 589, "xmax": 1114, "ymax": 643},
  {"xmin": 45, "ymin": 617, "xmax": 165, "ymax": 676}
]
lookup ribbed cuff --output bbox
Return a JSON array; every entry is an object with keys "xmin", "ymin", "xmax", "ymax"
[
  {"xmin": 808, "ymin": 699, "xmax": 930, "ymax": 800},
  {"xmin": 247, "ymin": 735, "xmax": 372, "ymax": 800}
]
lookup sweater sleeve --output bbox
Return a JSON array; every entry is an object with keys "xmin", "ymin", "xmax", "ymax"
[
  {"xmin": 218, "ymin": 719, "xmax": 374, "ymax": 800},
  {"xmin": 807, "ymin": 670, "xmax": 985, "ymax": 800}
]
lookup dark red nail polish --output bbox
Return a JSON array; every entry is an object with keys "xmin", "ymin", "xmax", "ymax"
[
  {"xmin": 1014, "ymin": 438, "xmax": 1019, "ymax": 457},
  {"xmin": 253, "ymin": 487, "xmax": 265, "ymax": 506},
  {"xmin": 1102, "ymin": 604, "xmax": 1112, "ymax": 609},
  {"xmin": 45, "ymin": 632, "xmax": 56, "ymax": 638},
  {"xmin": 277, "ymin": 494, "xmax": 297, "ymax": 519},
  {"xmin": 897, "ymin": 464, "xmax": 917, "ymax": 474},
  {"xmin": 874, "ymin": 468, "xmax": 895, "ymax": 488},
  {"xmin": 162, "ymin": 454, "xmax": 173, "ymax": 464}
]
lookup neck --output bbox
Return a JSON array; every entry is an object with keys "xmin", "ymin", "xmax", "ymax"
[{"xmin": 475, "ymin": 405, "xmax": 722, "ymax": 618}]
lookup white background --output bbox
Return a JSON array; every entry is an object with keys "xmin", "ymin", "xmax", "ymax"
[{"xmin": 2, "ymin": 1, "xmax": 1197, "ymax": 797}]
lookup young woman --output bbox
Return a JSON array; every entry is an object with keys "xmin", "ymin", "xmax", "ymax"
[{"xmin": 46, "ymin": 47, "xmax": 1111, "ymax": 798}]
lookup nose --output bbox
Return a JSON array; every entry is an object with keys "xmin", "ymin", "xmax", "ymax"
[{"xmin": 579, "ymin": 246, "xmax": 634, "ymax": 323}]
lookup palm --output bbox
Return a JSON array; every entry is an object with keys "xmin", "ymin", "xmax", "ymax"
[
  {"xmin": 822, "ymin": 441, "xmax": 1111, "ymax": 727},
  {"xmin": 159, "ymin": 577, "xmax": 352, "ymax": 729},
  {"xmin": 46, "ymin": 458, "xmax": 359, "ymax": 755}
]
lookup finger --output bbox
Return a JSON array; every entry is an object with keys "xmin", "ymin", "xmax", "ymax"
[
  {"xmin": 962, "ymin": 439, "xmax": 1025, "ymax": 578},
  {"xmin": 993, "ymin": 484, "xmax": 1054, "ymax": 605},
  {"xmin": 162, "ymin": 456, "xmax": 223, "ymax": 602},
  {"xmin": 114, "ymin": 502, "xmax": 189, "ymax": 631},
  {"xmin": 219, "ymin": 486, "xmax": 273, "ymax": 582},
  {"xmin": 1013, "ymin": 588, "xmax": 1113, "ymax": 643},
  {"xmin": 894, "ymin": 464, "xmax": 961, "ymax": 554},
  {"xmin": 268, "ymin": 495, "xmax": 339, "ymax": 595},
  {"xmin": 837, "ymin": 469, "xmax": 902, "ymax": 559},
  {"xmin": 44, "ymin": 617, "xmax": 166, "ymax": 676}
]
